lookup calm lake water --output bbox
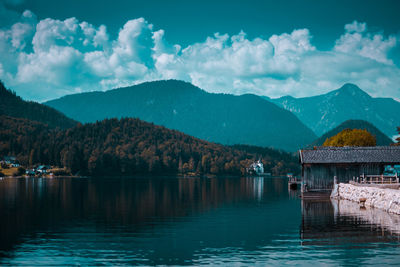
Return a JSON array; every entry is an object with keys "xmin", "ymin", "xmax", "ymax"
[{"xmin": 1, "ymin": 176, "xmax": 400, "ymax": 266}]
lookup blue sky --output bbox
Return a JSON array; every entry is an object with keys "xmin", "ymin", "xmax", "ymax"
[{"xmin": 1, "ymin": 0, "xmax": 400, "ymax": 101}]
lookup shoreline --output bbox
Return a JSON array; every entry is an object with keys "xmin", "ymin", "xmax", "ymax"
[{"xmin": 0, "ymin": 174, "xmax": 286, "ymax": 179}]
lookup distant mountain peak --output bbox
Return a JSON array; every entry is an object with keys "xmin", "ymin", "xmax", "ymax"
[
  {"xmin": 45, "ymin": 79, "xmax": 316, "ymax": 151},
  {"xmin": 335, "ymin": 83, "xmax": 371, "ymax": 98},
  {"xmin": 269, "ymin": 83, "xmax": 400, "ymax": 137}
]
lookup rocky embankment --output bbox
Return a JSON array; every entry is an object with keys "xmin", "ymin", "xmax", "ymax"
[{"xmin": 331, "ymin": 183, "xmax": 400, "ymax": 215}]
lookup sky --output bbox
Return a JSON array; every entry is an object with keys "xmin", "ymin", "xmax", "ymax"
[{"xmin": 0, "ymin": 0, "xmax": 400, "ymax": 101}]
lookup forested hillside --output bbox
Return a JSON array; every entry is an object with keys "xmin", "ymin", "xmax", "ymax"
[
  {"xmin": 0, "ymin": 81, "xmax": 77, "ymax": 129},
  {"xmin": 0, "ymin": 115, "xmax": 300, "ymax": 176}
]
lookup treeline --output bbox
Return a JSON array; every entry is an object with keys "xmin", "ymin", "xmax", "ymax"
[
  {"xmin": 0, "ymin": 81, "xmax": 77, "ymax": 129},
  {"xmin": 0, "ymin": 115, "xmax": 300, "ymax": 176}
]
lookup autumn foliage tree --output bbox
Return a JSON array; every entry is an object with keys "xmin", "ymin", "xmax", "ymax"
[{"xmin": 323, "ymin": 128, "xmax": 376, "ymax": 147}]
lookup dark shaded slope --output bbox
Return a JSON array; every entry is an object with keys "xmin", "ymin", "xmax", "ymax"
[
  {"xmin": 310, "ymin": 119, "xmax": 393, "ymax": 147},
  {"xmin": 0, "ymin": 82, "xmax": 77, "ymax": 129}
]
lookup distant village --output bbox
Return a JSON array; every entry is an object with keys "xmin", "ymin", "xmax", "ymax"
[
  {"xmin": 1, "ymin": 154, "xmax": 281, "ymax": 179},
  {"xmin": 0, "ymin": 156, "xmax": 69, "ymax": 178}
]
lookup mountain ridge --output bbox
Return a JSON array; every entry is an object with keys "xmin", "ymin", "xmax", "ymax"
[
  {"xmin": 269, "ymin": 83, "xmax": 400, "ymax": 137},
  {"xmin": 45, "ymin": 79, "xmax": 317, "ymax": 151},
  {"xmin": 0, "ymin": 81, "xmax": 77, "ymax": 129}
]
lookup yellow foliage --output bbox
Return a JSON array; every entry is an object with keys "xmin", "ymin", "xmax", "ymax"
[
  {"xmin": 0, "ymin": 167, "xmax": 18, "ymax": 177},
  {"xmin": 323, "ymin": 128, "xmax": 376, "ymax": 147}
]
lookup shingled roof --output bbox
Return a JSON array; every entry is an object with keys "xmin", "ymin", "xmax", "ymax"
[{"xmin": 300, "ymin": 146, "xmax": 400, "ymax": 164}]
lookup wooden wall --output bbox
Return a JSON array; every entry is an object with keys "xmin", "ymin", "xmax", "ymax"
[{"xmin": 302, "ymin": 163, "xmax": 384, "ymax": 191}]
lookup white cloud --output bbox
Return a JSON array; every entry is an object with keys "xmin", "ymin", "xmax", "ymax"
[
  {"xmin": 269, "ymin": 28, "xmax": 315, "ymax": 55},
  {"xmin": 334, "ymin": 20, "xmax": 397, "ymax": 65},
  {"xmin": 0, "ymin": 11, "xmax": 399, "ymax": 102},
  {"xmin": 344, "ymin": 21, "xmax": 367, "ymax": 33}
]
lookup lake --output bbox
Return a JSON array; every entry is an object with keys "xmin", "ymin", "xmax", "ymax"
[{"xmin": 1, "ymin": 176, "xmax": 400, "ymax": 266}]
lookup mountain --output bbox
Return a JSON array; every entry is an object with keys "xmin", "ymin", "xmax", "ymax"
[
  {"xmin": 0, "ymin": 115, "xmax": 300, "ymax": 176},
  {"xmin": 269, "ymin": 83, "xmax": 400, "ymax": 138},
  {"xmin": 45, "ymin": 80, "xmax": 316, "ymax": 151},
  {"xmin": 0, "ymin": 81, "xmax": 77, "ymax": 129},
  {"xmin": 309, "ymin": 120, "xmax": 393, "ymax": 147}
]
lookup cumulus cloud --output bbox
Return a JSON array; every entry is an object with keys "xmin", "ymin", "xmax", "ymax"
[
  {"xmin": 0, "ymin": 10, "xmax": 399, "ymax": 101},
  {"xmin": 335, "ymin": 20, "xmax": 397, "ymax": 65},
  {"xmin": 344, "ymin": 21, "xmax": 367, "ymax": 33}
]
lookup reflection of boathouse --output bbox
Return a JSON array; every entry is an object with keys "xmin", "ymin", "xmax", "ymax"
[{"xmin": 299, "ymin": 146, "xmax": 400, "ymax": 193}]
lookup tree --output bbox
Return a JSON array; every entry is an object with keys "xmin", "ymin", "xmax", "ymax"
[
  {"xmin": 396, "ymin": 127, "xmax": 400, "ymax": 146},
  {"xmin": 323, "ymin": 128, "xmax": 376, "ymax": 147}
]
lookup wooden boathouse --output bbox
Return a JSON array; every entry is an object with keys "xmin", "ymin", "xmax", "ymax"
[{"xmin": 299, "ymin": 146, "xmax": 400, "ymax": 195}]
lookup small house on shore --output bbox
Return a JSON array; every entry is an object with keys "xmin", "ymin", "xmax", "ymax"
[
  {"xmin": 246, "ymin": 160, "xmax": 264, "ymax": 176},
  {"xmin": 299, "ymin": 146, "xmax": 400, "ymax": 192}
]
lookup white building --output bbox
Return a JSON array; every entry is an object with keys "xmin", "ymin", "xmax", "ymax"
[{"xmin": 248, "ymin": 160, "xmax": 264, "ymax": 175}]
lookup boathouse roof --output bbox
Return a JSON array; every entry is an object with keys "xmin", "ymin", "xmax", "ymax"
[{"xmin": 299, "ymin": 146, "xmax": 400, "ymax": 164}]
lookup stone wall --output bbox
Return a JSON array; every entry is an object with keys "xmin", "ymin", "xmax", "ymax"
[{"xmin": 332, "ymin": 183, "xmax": 400, "ymax": 215}]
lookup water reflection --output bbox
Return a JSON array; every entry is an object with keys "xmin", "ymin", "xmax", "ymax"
[
  {"xmin": 1, "ymin": 176, "xmax": 400, "ymax": 265},
  {"xmin": 332, "ymin": 199, "xmax": 400, "ymax": 237},
  {"xmin": 301, "ymin": 199, "xmax": 400, "ymax": 246},
  {"xmin": 0, "ymin": 176, "xmax": 290, "ymax": 262}
]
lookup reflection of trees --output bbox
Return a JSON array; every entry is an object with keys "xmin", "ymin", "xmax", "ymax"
[{"xmin": 0, "ymin": 177, "xmax": 270, "ymax": 253}]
